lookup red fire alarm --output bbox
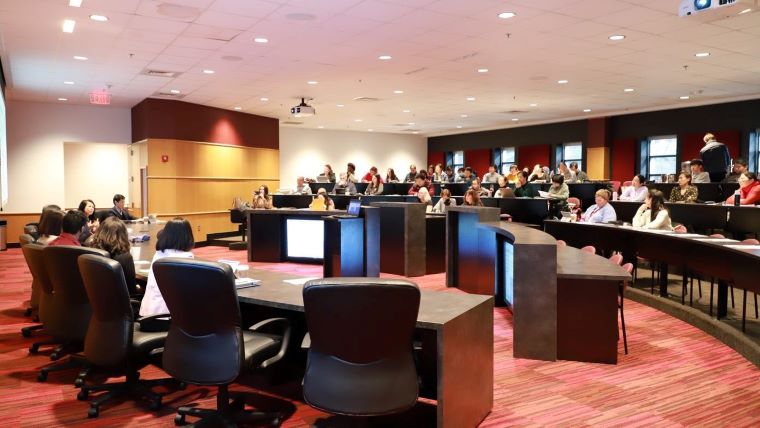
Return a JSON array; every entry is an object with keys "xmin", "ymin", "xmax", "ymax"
[{"xmin": 161, "ymin": 155, "xmax": 169, "ymax": 163}]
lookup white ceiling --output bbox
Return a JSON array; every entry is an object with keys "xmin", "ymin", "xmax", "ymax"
[{"xmin": 1, "ymin": 0, "xmax": 759, "ymax": 136}]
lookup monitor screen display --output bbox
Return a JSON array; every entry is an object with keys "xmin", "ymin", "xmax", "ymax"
[
  {"xmin": 347, "ymin": 199, "xmax": 361, "ymax": 216},
  {"xmin": 286, "ymin": 219, "xmax": 324, "ymax": 259}
]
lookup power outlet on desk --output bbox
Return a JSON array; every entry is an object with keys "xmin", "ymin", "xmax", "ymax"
[{"xmin": 197, "ymin": 225, "xmax": 201, "ymax": 232}]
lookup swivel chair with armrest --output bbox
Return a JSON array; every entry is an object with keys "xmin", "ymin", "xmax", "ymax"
[
  {"xmin": 302, "ymin": 278, "xmax": 421, "ymax": 420},
  {"xmin": 153, "ymin": 258, "xmax": 291, "ymax": 426},
  {"xmin": 19, "ymin": 235, "xmax": 44, "ymax": 337},
  {"xmin": 21, "ymin": 245, "xmax": 62, "ymax": 353}
]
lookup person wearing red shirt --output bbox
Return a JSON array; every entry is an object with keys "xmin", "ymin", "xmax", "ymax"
[
  {"xmin": 407, "ymin": 173, "xmax": 435, "ymax": 196},
  {"xmin": 361, "ymin": 166, "xmax": 382, "ymax": 183},
  {"xmin": 49, "ymin": 210, "xmax": 87, "ymax": 247},
  {"xmin": 725, "ymin": 172, "xmax": 760, "ymax": 205}
]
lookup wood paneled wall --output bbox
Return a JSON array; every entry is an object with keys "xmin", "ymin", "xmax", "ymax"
[
  {"xmin": 144, "ymin": 139, "xmax": 279, "ymax": 242},
  {"xmin": 2, "ymin": 213, "xmax": 41, "ymax": 245}
]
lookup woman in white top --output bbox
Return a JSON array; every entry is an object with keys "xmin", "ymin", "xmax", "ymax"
[
  {"xmin": 433, "ymin": 188, "xmax": 457, "ymax": 213},
  {"xmin": 632, "ymin": 189, "xmax": 673, "ymax": 230},
  {"xmin": 139, "ymin": 218, "xmax": 195, "ymax": 322},
  {"xmin": 417, "ymin": 186, "xmax": 433, "ymax": 212},
  {"xmin": 620, "ymin": 174, "xmax": 648, "ymax": 202}
]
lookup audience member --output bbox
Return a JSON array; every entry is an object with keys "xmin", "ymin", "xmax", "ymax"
[
  {"xmin": 386, "ymin": 168, "xmax": 400, "ymax": 183},
  {"xmin": 36, "ymin": 208, "xmax": 64, "ymax": 245},
  {"xmin": 335, "ymin": 172, "xmax": 357, "ymax": 194},
  {"xmin": 346, "ymin": 163, "xmax": 358, "ymax": 183},
  {"xmin": 433, "ymin": 188, "xmax": 457, "ymax": 213},
  {"xmin": 91, "ymin": 217, "xmax": 138, "ymax": 295},
  {"xmin": 293, "ymin": 176, "xmax": 312, "ymax": 195},
  {"xmin": 570, "ymin": 162, "xmax": 588, "ymax": 182},
  {"xmin": 432, "ymin": 163, "xmax": 446, "ymax": 182},
  {"xmin": 470, "ymin": 177, "xmax": 492, "ymax": 198},
  {"xmin": 311, "ymin": 188, "xmax": 336, "ymax": 210},
  {"xmin": 506, "ymin": 165, "xmax": 520, "ymax": 183},
  {"xmin": 408, "ymin": 173, "xmax": 435, "ymax": 196},
  {"xmin": 322, "ymin": 164, "xmax": 336, "ymax": 183},
  {"xmin": 416, "ymin": 186, "xmax": 432, "ymax": 210},
  {"xmin": 528, "ymin": 164, "xmax": 547, "ymax": 182},
  {"xmin": 252, "ymin": 185, "xmax": 273, "ymax": 209},
  {"xmin": 77, "ymin": 199, "xmax": 99, "ymax": 244},
  {"xmin": 690, "ymin": 159, "xmax": 710, "ymax": 183},
  {"xmin": 700, "ymin": 132, "xmax": 730, "ymax": 182},
  {"xmin": 455, "ymin": 167, "xmax": 466, "ymax": 183},
  {"xmin": 462, "ymin": 189, "xmax": 483, "ymax": 207},
  {"xmin": 558, "ymin": 161, "xmax": 576, "ymax": 183},
  {"xmin": 670, "ymin": 172, "xmax": 698, "ymax": 203},
  {"xmin": 723, "ymin": 158, "xmax": 748, "ymax": 183},
  {"xmin": 548, "ymin": 174, "xmax": 569, "ymax": 215},
  {"xmin": 620, "ymin": 175, "xmax": 648, "ymax": 201},
  {"xmin": 110, "ymin": 194, "xmax": 136, "ymax": 221},
  {"xmin": 364, "ymin": 174, "xmax": 384, "ymax": 195},
  {"xmin": 725, "ymin": 172, "xmax": 760, "ymax": 205},
  {"xmin": 49, "ymin": 210, "xmax": 87, "ymax": 246},
  {"xmin": 427, "ymin": 165, "xmax": 435, "ymax": 178},
  {"xmin": 444, "ymin": 165, "xmax": 456, "ymax": 183},
  {"xmin": 633, "ymin": 189, "xmax": 672, "ymax": 230},
  {"xmin": 494, "ymin": 176, "xmax": 515, "ymax": 198},
  {"xmin": 582, "ymin": 189, "xmax": 617, "ymax": 223},
  {"xmin": 514, "ymin": 171, "xmax": 537, "ymax": 197},
  {"xmin": 404, "ymin": 164, "xmax": 418, "ymax": 183},
  {"xmin": 482, "ymin": 165, "xmax": 500, "ymax": 183},
  {"xmin": 361, "ymin": 166, "xmax": 381, "ymax": 183},
  {"xmin": 459, "ymin": 167, "xmax": 475, "ymax": 186}
]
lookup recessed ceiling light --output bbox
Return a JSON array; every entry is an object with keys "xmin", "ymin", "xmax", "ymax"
[
  {"xmin": 378, "ymin": 55, "xmax": 392, "ymax": 60},
  {"xmin": 529, "ymin": 103, "xmax": 538, "ymax": 107},
  {"xmin": 69, "ymin": 0, "xmax": 82, "ymax": 7},
  {"xmin": 402, "ymin": 109, "xmax": 410, "ymax": 113},
  {"xmin": 63, "ymin": 81, "xmax": 74, "ymax": 85},
  {"xmin": 336, "ymin": 104, "xmax": 345, "ymax": 107},
  {"xmin": 477, "ymin": 68, "xmax": 489, "ymax": 73},
  {"xmin": 557, "ymin": 79, "xmax": 569, "ymax": 84},
  {"xmin": 73, "ymin": 55, "xmax": 88, "ymax": 61},
  {"xmin": 307, "ymin": 80, "xmax": 318, "ymax": 85},
  {"xmin": 260, "ymin": 97, "xmax": 269, "ymax": 102},
  {"xmin": 202, "ymin": 69, "xmax": 215, "ymax": 74},
  {"xmin": 466, "ymin": 97, "xmax": 476, "ymax": 101},
  {"xmin": 680, "ymin": 96, "xmax": 690, "ymax": 100},
  {"xmin": 497, "ymin": 12, "xmax": 516, "ymax": 19},
  {"xmin": 393, "ymin": 90, "xmax": 404, "ymax": 94},
  {"xmin": 695, "ymin": 52, "xmax": 710, "ymax": 58},
  {"xmin": 318, "ymin": 125, "xmax": 324, "ymax": 129},
  {"xmin": 456, "ymin": 125, "xmax": 463, "ymax": 129},
  {"xmin": 234, "ymin": 106, "xmax": 242, "ymax": 110},
  {"xmin": 512, "ymin": 118, "xmax": 519, "ymax": 121},
  {"xmin": 739, "ymin": 8, "xmax": 752, "ymax": 14},
  {"xmin": 408, "ymin": 122, "xmax": 415, "ymax": 126},
  {"xmin": 253, "ymin": 37, "xmax": 268, "ymax": 43},
  {"xmin": 583, "ymin": 109, "xmax": 592, "ymax": 112},
  {"xmin": 58, "ymin": 98, "xmax": 68, "ymax": 101},
  {"xmin": 89, "ymin": 14, "xmax": 108, "ymax": 22},
  {"xmin": 461, "ymin": 114, "xmax": 468, "ymax": 118},
  {"xmin": 368, "ymin": 129, "xmax": 374, "ymax": 132},
  {"xmin": 62, "ymin": 19, "xmax": 76, "ymax": 33},
  {"xmin": 624, "ymin": 88, "xmax": 635, "ymax": 92},
  {"xmin": 170, "ymin": 89, "xmax": 181, "ymax": 94},
  {"xmin": 354, "ymin": 119, "xmax": 362, "ymax": 122},
  {"xmin": 609, "ymin": 34, "xmax": 625, "ymax": 41}
]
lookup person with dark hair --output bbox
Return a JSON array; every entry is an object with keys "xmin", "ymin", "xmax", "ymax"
[
  {"xmin": 322, "ymin": 164, "xmax": 336, "ymax": 183},
  {"xmin": 253, "ymin": 185, "xmax": 273, "ymax": 209},
  {"xmin": 528, "ymin": 164, "xmax": 547, "ymax": 182},
  {"xmin": 506, "ymin": 165, "xmax": 520, "ymax": 183},
  {"xmin": 310, "ymin": 187, "xmax": 336, "ymax": 210},
  {"xmin": 110, "ymin": 194, "xmax": 136, "ymax": 221},
  {"xmin": 407, "ymin": 173, "xmax": 436, "ymax": 196},
  {"xmin": 404, "ymin": 164, "xmax": 418, "ymax": 183},
  {"xmin": 346, "ymin": 163, "xmax": 358, "ymax": 184},
  {"xmin": 558, "ymin": 161, "xmax": 576, "ymax": 183},
  {"xmin": 444, "ymin": 165, "xmax": 456, "ymax": 183},
  {"xmin": 569, "ymin": 162, "xmax": 588, "ymax": 182},
  {"xmin": 670, "ymin": 172, "xmax": 698, "ymax": 203},
  {"xmin": 494, "ymin": 175, "xmax": 515, "ymax": 198},
  {"xmin": 700, "ymin": 132, "xmax": 730, "ymax": 182},
  {"xmin": 433, "ymin": 188, "xmax": 457, "ymax": 213},
  {"xmin": 432, "ymin": 163, "xmax": 446, "ymax": 183},
  {"xmin": 470, "ymin": 177, "xmax": 492, "ymax": 198},
  {"xmin": 723, "ymin": 158, "xmax": 748, "ymax": 183},
  {"xmin": 462, "ymin": 189, "xmax": 483, "ymax": 207},
  {"xmin": 91, "ymin": 217, "xmax": 138, "ymax": 295},
  {"xmin": 548, "ymin": 174, "xmax": 570, "ymax": 216},
  {"xmin": 77, "ymin": 199, "xmax": 99, "ymax": 244},
  {"xmin": 361, "ymin": 166, "xmax": 381, "ymax": 183},
  {"xmin": 36, "ymin": 208, "xmax": 65, "ymax": 245},
  {"xmin": 725, "ymin": 172, "xmax": 760, "ymax": 205},
  {"xmin": 633, "ymin": 189, "xmax": 672, "ymax": 230},
  {"xmin": 386, "ymin": 168, "xmax": 400, "ymax": 183},
  {"xmin": 690, "ymin": 159, "xmax": 710, "ymax": 183},
  {"xmin": 364, "ymin": 173, "xmax": 384, "ymax": 195},
  {"xmin": 293, "ymin": 176, "xmax": 312, "ymax": 195},
  {"xmin": 482, "ymin": 164, "xmax": 500, "ymax": 184},
  {"xmin": 459, "ymin": 167, "xmax": 475, "ymax": 186},
  {"xmin": 514, "ymin": 171, "xmax": 537, "ymax": 197},
  {"xmin": 139, "ymin": 218, "xmax": 195, "ymax": 319},
  {"xmin": 620, "ymin": 175, "xmax": 648, "ymax": 202},
  {"xmin": 49, "ymin": 210, "xmax": 87, "ymax": 246},
  {"xmin": 427, "ymin": 164, "xmax": 435, "ymax": 178}
]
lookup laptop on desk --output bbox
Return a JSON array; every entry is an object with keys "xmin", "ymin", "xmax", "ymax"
[
  {"xmin": 316, "ymin": 175, "xmax": 330, "ymax": 183},
  {"xmin": 332, "ymin": 199, "xmax": 361, "ymax": 219}
]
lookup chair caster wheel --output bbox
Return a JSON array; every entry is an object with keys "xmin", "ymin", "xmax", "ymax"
[
  {"xmin": 50, "ymin": 352, "xmax": 60, "ymax": 361},
  {"xmin": 174, "ymin": 414, "xmax": 186, "ymax": 426},
  {"xmin": 37, "ymin": 372, "xmax": 48, "ymax": 382},
  {"xmin": 24, "ymin": 308, "xmax": 33, "ymax": 317},
  {"xmin": 178, "ymin": 382, "xmax": 187, "ymax": 390},
  {"xmin": 149, "ymin": 398, "xmax": 162, "ymax": 411},
  {"xmin": 74, "ymin": 377, "xmax": 85, "ymax": 388},
  {"xmin": 21, "ymin": 329, "xmax": 32, "ymax": 338},
  {"xmin": 271, "ymin": 416, "xmax": 282, "ymax": 427},
  {"xmin": 88, "ymin": 406, "xmax": 99, "ymax": 418},
  {"xmin": 77, "ymin": 390, "xmax": 89, "ymax": 401},
  {"xmin": 29, "ymin": 345, "xmax": 39, "ymax": 354}
]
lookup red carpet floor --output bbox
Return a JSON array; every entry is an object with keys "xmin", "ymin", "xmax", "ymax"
[{"xmin": 2, "ymin": 246, "xmax": 760, "ymax": 427}]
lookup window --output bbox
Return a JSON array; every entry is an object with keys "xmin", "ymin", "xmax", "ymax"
[
  {"xmin": 646, "ymin": 136, "xmax": 678, "ymax": 181},
  {"xmin": 500, "ymin": 147, "xmax": 516, "ymax": 174},
  {"xmin": 560, "ymin": 142, "xmax": 583, "ymax": 171},
  {"xmin": 451, "ymin": 150, "xmax": 464, "ymax": 171},
  {"xmin": 750, "ymin": 129, "xmax": 759, "ymax": 174}
]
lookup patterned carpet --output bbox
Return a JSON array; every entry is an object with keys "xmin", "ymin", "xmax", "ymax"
[{"xmin": 1, "ymin": 245, "xmax": 760, "ymax": 427}]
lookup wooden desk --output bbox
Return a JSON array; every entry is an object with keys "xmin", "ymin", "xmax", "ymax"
[{"xmin": 236, "ymin": 269, "xmax": 494, "ymax": 428}]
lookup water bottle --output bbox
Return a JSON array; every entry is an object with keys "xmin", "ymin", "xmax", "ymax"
[
  {"xmin": 734, "ymin": 190, "xmax": 740, "ymax": 206},
  {"xmin": 612, "ymin": 190, "xmax": 618, "ymax": 201}
]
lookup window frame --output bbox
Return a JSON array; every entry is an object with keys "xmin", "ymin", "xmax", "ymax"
[
  {"xmin": 558, "ymin": 142, "xmax": 583, "ymax": 172},
  {"xmin": 499, "ymin": 147, "xmax": 516, "ymax": 174},
  {"xmin": 645, "ymin": 135, "xmax": 678, "ymax": 182}
]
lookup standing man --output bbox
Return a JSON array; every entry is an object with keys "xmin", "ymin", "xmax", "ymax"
[
  {"xmin": 110, "ymin": 194, "xmax": 136, "ymax": 221},
  {"xmin": 700, "ymin": 132, "xmax": 730, "ymax": 182},
  {"xmin": 404, "ymin": 164, "xmax": 418, "ymax": 183}
]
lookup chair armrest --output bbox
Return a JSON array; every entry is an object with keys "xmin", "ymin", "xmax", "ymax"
[
  {"xmin": 301, "ymin": 333, "xmax": 311, "ymax": 349},
  {"xmin": 248, "ymin": 318, "xmax": 291, "ymax": 369}
]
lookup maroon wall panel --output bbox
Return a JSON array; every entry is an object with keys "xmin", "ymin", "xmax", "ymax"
[
  {"xmin": 517, "ymin": 145, "xmax": 551, "ymax": 170},
  {"xmin": 131, "ymin": 98, "xmax": 278, "ymax": 149},
  {"xmin": 680, "ymin": 130, "xmax": 740, "ymax": 163},
  {"xmin": 611, "ymin": 138, "xmax": 636, "ymax": 182},
  {"xmin": 428, "ymin": 150, "xmax": 445, "ymax": 168},
  {"xmin": 464, "ymin": 149, "xmax": 492, "ymax": 176}
]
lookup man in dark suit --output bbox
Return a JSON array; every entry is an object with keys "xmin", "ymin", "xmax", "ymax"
[{"xmin": 110, "ymin": 194, "xmax": 136, "ymax": 221}]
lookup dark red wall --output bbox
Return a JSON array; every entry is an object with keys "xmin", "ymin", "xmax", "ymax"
[
  {"xmin": 131, "ymin": 98, "xmax": 279, "ymax": 148},
  {"xmin": 680, "ymin": 130, "xmax": 740, "ymax": 163},
  {"xmin": 428, "ymin": 150, "xmax": 445, "ymax": 168},
  {"xmin": 464, "ymin": 149, "xmax": 491, "ymax": 176},
  {"xmin": 611, "ymin": 138, "xmax": 636, "ymax": 182},
  {"xmin": 517, "ymin": 145, "xmax": 551, "ymax": 170}
]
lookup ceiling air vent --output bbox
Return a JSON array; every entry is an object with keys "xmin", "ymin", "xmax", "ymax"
[
  {"xmin": 141, "ymin": 69, "xmax": 181, "ymax": 78},
  {"xmin": 352, "ymin": 97, "xmax": 380, "ymax": 102},
  {"xmin": 502, "ymin": 110, "xmax": 528, "ymax": 114},
  {"xmin": 281, "ymin": 121, "xmax": 303, "ymax": 125},
  {"xmin": 153, "ymin": 91, "xmax": 185, "ymax": 98}
]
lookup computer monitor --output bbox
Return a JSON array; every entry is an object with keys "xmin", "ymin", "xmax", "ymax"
[{"xmin": 347, "ymin": 199, "xmax": 361, "ymax": 216}]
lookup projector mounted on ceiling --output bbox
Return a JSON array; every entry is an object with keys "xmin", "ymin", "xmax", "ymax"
[
  {"xmin": 291, "ymin": 98, "xmax": 315, "ymax": 117},
  {"xmin": 679, "ymin": 0, "xmax": 758, "ymax": 18}
]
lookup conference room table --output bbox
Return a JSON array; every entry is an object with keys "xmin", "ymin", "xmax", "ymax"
[{"xmin": 543, "ymin": 220, "xmax": 760, "ymax": 322}]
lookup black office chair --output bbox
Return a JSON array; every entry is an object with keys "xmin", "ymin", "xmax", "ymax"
[
  {"xmin": 153, "ymin": 258, "xmax": 291, "ymax": 426},
  {"xmin": 76, "ymin": 254, "xmax": 174, "ymax": 418},
  {"xmin": 37, "ymin": 245, "xmax": 110, "ymax": 383},
  {"xmin": 22, "ymin": 245, "xmax": 62, "ymax": 353},
  {"xmin": 19, "ymin": 236, "xmax": 44, "ymax": 337},
  {"xmin": 302, "ymin": 278, "xmax": 421, "ymax": 418}
]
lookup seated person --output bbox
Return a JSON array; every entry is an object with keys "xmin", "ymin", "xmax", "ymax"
[
  {"xmin": 91, "ymin": 217, "xmax": 139, "ymax": 296},
  {"xmin": 321, "ymin": 164, "xmax": 336, "ymax": 183},
  {"xmin": 620, "ymin": 174, "xmax": 648, "ymax": 201},
  {"xmin": 454, "ymin": 167, "xmax": 466, "ymax": 183},
  {"xmin": 514, "ymin": 171, "xmax": 537, "ymax": 197},
  {"xmin": 582, "ymin": 189, "xmax": 617, "ymax": 223},
  {"xmin": 346, "ymin": 163, "xmax": 359, "ymax": 184},
  {"xmin": 470, "ymin": 177, "xmax": 492, "ymax": 198},
  {"xmin": 670, "ymin": 172, "xmax": 698, "ymax": 203},
  {"xmin": 36, "ymin": 207, "xmax": 64, "ymax": 245},
  {"xmin": 335, "ymin": 172, "xmax": 357, "ymax": 194},
  {"xmin": 527, "ymin": 164, "xmax": 547, "ymax": 182},
  {"xmin": 462, "ymin": 189, "xmax": 483, "ymax": 207},
  {"xmin": 723, "ymin": 158, "xmax": 748, "ymax": 183},
  {"xmin": 444, "ymin": 165, "xmax": 456, "ymax": 183},
  {"xmin": 482, "ymin": 165, "xmax": 500, "ymax": 184},
  {"xmin": 49, "ymin": 210, "xmax": 87, "ymax": 247},
  {"xmin": 403, "ymin": 164, "xmax": 418, "ymax": 183},
  {"xmin": 110, "ymin": 194, "xmax": 136, "ymax": 221},
  {"xmin": 293, "ymin": 176, "xmax": 313, "ymax": 195},
  {"xmin": 364, "ymin": 173, "xmax": 384, "ymax": 195},
  {"xmin": 386, "ymin": 168, "xmax": 400, "ymax": 183},
  {"xmin": 548, "ymin": 174, "xmax": 570, "ymax": 216},
  {"xmin": 633, "ymin": 189, "xmax": 673, "ymax": 230},
  {"xmin": 77, "ymin": 199, "xmax": 99, "ymax": 244},
  {"xmin": 433, "ymin": 188, "xmax": 457, "ymax": 213},
  {"xmin": 690, "ymin": 159, "xmax": 710, "ymax": 183},
  {"xmin": 139, "ymin": 218, "xmax": 195, "ymax": 323},
  {"xmin": 725, "ymin": 172, "xmax": 760, "ymax": 205},
  {"xmin": 570, "ymin": 162, "xmax": 587, "ymax": 182},
  {"xmin": 408, "ymin": 173, "xmax": 436, "ymax": 196},
  {"xmin": 494, "ymin": 176, "xmax": 515, "ymax": 198},
  {"xmin": 505, "ymin": 165, "xmax": 520, "ymax": 183},
  {"xmin": 458, "ymin": 167, "xmax": 475, "ymax": 186},
  {"xmin": 310, "ymin": 188, "xmax": 336, "ymax": 210},
  {"xmin": 252, "ymin": 185, "xmax": 274, "ymax": 209},
  {"xmin": 432, "ymin": 163, "xmax": 446, "ymax": 183},
  {"xmin": 558, "ymin": 162, "xmax": 576, "ymax": 183},
  {"xmin": 417, "ymin": 186, "xmax": 433, "ymax": 211},
  {"xmin": 361, "ymin": 166, "xmax": 382, "ymax": 183}
]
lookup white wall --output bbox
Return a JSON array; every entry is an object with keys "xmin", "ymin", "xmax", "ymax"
[
  {"xmin": 63, "ymin": 142, "xmax": 129, "ymax": 210},
  {"xmin": 279, "ymin": 127, "xmax": 427, "ymax": 187},
  {"xmin": 5, "ymin": 100, "xmax": 131, "ymax": 212}
]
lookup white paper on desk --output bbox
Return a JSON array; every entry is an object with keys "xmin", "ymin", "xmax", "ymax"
[
  {"xmin": 723, "ymin": 245, "xmax": 760, "ymax": 250},
  {"xmin": 694, "ymin": 238, "xmax": 738, "ymax": 243},
  {"xmin": 672, "ymin": 234, "xmax": 705, "ymax": 238},
  {"xmin": 538, "ymin": 191, "xmax": 551, "ymax": 198},
  {"xmin": 283, "ymin": 277, "xmax": 319, "ymax": 286}
]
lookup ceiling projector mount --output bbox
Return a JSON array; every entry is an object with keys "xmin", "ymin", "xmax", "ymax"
[
  {"xmin": 291, "ymin": 97, "xmax": 315, "ymax": 117},
  {"xmin": 679, "ymin": 0, "xmax": 758, "ymax": 17}
]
